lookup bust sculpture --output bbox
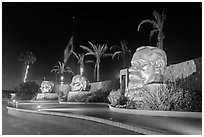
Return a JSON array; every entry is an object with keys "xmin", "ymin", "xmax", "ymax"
[
  {"xmin": 40, "ymin": 81, "xmax": 54, "ymax": 93},
  {"xmin": 125, "ymin": 46, "xmax": 167, "ymax": 108},
  {"xmin": 70, "ymin": 75, "xmax": 90, "ymax": 92},
  {"xmin": 127, "ymin": 46, "xmax": 167, "ymax": 90}
]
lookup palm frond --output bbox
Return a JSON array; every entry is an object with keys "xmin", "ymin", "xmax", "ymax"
[
  {"xmin": 64, "ymin": 66, "xmax": 73, "ymax": 74},
  {"xmin": 80, "ymin": 45, "xmax": 95, "ymax": 55},
  {"xmin": 121, "ymin": 41, "xmax": 129, "ymax": 52},
  {"xmin": 153, "ymin": 10, "xmax": 161, "ymax": 23},
  {"xmin": 72, "ymin": 50, "xmax": 79, "ymax": 60},
  {"xmin": 150, "ymin": 20, "xmax": 159, "ymax": 29},
  {"xmin": 101, "ymin": 44, "xmax": 109, "ymax": 55},
  {"xmin": 149, "ymin": 29, "xmax": 159, "ymax": 41},
  {"xmin": 58, "ymin": 61, "xmax": 62, "ymax": 69},
  {"xmin": 103, "ymin": 53, "xmax": 113, "ymax": 58},
  {"xmin": 50, "ymin": 69, "xmax": 57, "ymax": 73},
  {"xmin": 161, "ymin": 12, "xmax": 166, "ymax": 26},
  {"xmin": 137, "ymin": 19, "xmax": 154, "ymax": 31},
  {"xmin": 85, "ymin": 52, "xmax": 95, "ymax": 56},
  {"xmin": 88, "ymin": 41, "xmax": 94, "ymax": 47},
  {"xmin": 85, "ymin": 60, "xmax": 95, "ymax": 64},
  {"xmin": 78, "ymin": 53, "xmax": 85, "ymax": 64},
  {"xmin": 18, "ymin": 51, "xmax": 36, "ymax": 65},
  {"xmin": 52, "ymin": 65, "xmax": 60, "ymax": 69},
  {"xmin": 112, "ymin": 51, "xmax": 122, "ymax": 59}
]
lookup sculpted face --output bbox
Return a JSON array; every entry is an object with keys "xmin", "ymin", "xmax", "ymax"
[
  {"xmin": 70, "ymin": 75, "xmax": 90, "ymax": 91},
  {"xmin": 128, "ymin": 46, "xmax": 167, "ymax": 90},
  {"xmin": 40, "ymin": 81, "xmax": 54, "ymax": 93}
]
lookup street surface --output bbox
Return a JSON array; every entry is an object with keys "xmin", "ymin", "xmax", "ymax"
[
  {"xmin": 3, "ymin": 101, "xmax": 202, "ymax": 135},
  {"xmin": 2, "ymin": 101, "xmax": 116, "ymax": 135}
]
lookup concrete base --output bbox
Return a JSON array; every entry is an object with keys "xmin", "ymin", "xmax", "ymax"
[
  {"xmin": 36, "ymin": 93, "xmax": 58, "ymax": 100},
  {"xmin": 67, "ymin": 91, "xmax": 91, "ymax": 102}
]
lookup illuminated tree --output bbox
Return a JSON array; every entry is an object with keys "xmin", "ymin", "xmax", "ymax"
[
  {"xmin": 138, "ymin": 10, "xmax": 166, "ymax": 49},
  {"xmin": 18, "ymin": 51, "xmax": 36, "ymax": 82},
  {"xmin": 72, "ymin": 52, "xmax": 85, "ymax": 75},
  {"xmin": 110, "ymin": 40, "xmax": 131, "ymax": 69},
  {"xmin": 51, "ymin": 61, "xmax": 73, "ymax": 83},
  {"xmin": 80, "ymin": 42, "xmax": 112, "ymax": 81}
]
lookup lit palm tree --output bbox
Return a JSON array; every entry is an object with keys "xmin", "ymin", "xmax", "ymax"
[
  {"xmin": 51, "ymin": 61, "xmax": 73, "ymax": 83},
  {"xmin": 18, "ymin": 51, "xmax": 36, "ymax": 82},
  {"xmin": 80, "ymin": 42, "xmax": 112, "ymax": 81},
  {"xmin": 138, "ymin": 10, "xmax": 166, "ymax": 49},
  {"xmin": 72, "ymin": 52, "xmax": 86, "ymax": 75},
  {"xmin": 110, "ymin": 40, "xmax": 131, "ymax": 69}
]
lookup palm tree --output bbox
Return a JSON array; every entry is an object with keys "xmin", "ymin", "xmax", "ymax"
[
  {"xmin": 18, "ymin": 51, "xmax": 36, "ymax": 82},
  {"xmin": 110, "ymin": 41, "xmax": 131, "ymax": 69},
  {"xmin": 51, "ymin": 61, "xmax": 73, "ymax": 83},
  {"xmin": 72, "ymin": 52, "xmax": 86, "ymax": 75},
  {"xmin": 80, "ymin": 42, "xmax": 112, "ymax": 81},
  {"xmin": 138, "ymin": 10, "xmax": 166, "ymax": 49}
]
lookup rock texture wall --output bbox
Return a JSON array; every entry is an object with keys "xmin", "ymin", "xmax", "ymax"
[
  {"xmin": 164, "ymin": 57, "xmax": 202, "ymax": 92},
  {"xmin": 89, "ymin": 80, "xmax": 119, "ymax": 93},
  {"xmin": 54, "ymin": 84, "xmax": 71, "ymax": 95}
]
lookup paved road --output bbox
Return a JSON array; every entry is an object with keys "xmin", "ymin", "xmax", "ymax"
[
  {"xmin": 3, "ymin": 101, "xmax": 125, "ymax": 135},
  {"xmin": 3, "ymin": 101, "xmax": 202, "ymax": 135}
]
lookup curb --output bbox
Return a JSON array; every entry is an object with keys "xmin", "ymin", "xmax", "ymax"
[
  {"xmin": 109, "ymin": 105, "xmax": 202, "ymax": 118},
  {"xmin": 59, "ymin": 102, "xmax": 109, "ymax": 106}
]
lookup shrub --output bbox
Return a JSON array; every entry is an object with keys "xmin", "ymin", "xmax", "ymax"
[
  {"xmin": 126, "ymin": 100, "xmax": 143, "ymax": 109},
  {"xmin": 2, "ymin": 91, "xmax": 12, "ymax": 99},
  {"xmin": 166, "ymin": 78, "xmax": 202, "ymax": 112},
  {"xmin": 67, "ymin": 92, "xmax": 91, "ymax": 102},
  {"xmin": 107, "ymin": 89, "xmax": 127, "ymax": 106},
  {"xmin": 86, "ymin": 89, "xmax": 110, "ymax": 103},
  {"xmin": 135, "ymin": 78, "xmax": 202, "ymax": 112},
  {"xmin": 15, "ymin": 81, "xmax": 39, "ymax": 100}
]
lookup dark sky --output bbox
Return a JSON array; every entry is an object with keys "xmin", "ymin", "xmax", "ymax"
[{"xmin": 2, "ymin": 2, "xmax": 202, "ymax": 90}]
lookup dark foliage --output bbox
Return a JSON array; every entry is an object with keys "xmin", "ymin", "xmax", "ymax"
[
  {"xmin": 166, "ymin": 78, "xmax": 202, "ymax": 112},
  {"xmin": 108, "ymin": 77, "xmax": 202, "ymax": 112},
  {"xmin": 86, "ymin": 90, "xmax": 110, "ymax": 103},
  {"xmin": 2, "ymin": 92, "xmax": 12, "ymax": 99},
  {"xmin": 14, "ymin": 81, "xmax": 39, "ymax": 100}
]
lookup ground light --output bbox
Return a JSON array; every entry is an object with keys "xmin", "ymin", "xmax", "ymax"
[
  {"xmin": 15, "ymin": 101, "xmax": 18, "ymax": 108},
  {"xmin": 37, "ymin": 105, "xmax": 41, "ymax": 111}
]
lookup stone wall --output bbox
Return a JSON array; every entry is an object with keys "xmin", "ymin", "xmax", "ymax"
[
  {"xmin": 36, "ymin": 93, "xmax": 58, "ymax": 100},
  {"xmin": 89, "ymin": 80, "xmax": 119, "ymax": 93},
  {"xmin": 164, "ymin": 57, "xmax": 202, "ymax": 92},
  {"xmin": 54, "ymin": 84, "xmax": 71, "ymax": 95}
]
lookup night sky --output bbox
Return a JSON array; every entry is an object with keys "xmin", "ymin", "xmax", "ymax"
[{"xmin": 2, "ymin": 2, "xmax": 202, "ymax": 90}]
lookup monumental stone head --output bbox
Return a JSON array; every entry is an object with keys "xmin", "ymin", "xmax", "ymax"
[
  {"xmin": 128, "ymin": 46, "xmax": 167, "ymax": 90},
  {"xmin": 70, "ymin": 75, "xmax": 90, "ymax": 92},
  {"xmin": 40, "ymin": 81, "xmax": 54, "ymax": 93}
]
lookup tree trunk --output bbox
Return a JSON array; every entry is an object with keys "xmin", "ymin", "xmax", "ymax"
[
  {"xmin": 23, "ymin": 64, "xmax": 29, "ymax": 82},
  {"xmin": 157, "ymin": 31, "xmax": 164, "ymax": 49},
  {"xmin": 96, "ymin": 61, "xmax": 100, "ymax": 82},
  {"xmin": 94, "ymin": 64, "xmax": 96, "ymax": 81},
  {"xmin": 80, "ymin": 64, "xmax": 84, "ymax": 75}
]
